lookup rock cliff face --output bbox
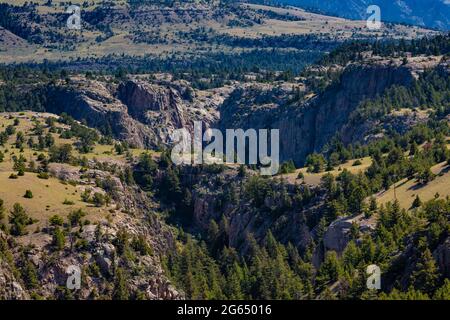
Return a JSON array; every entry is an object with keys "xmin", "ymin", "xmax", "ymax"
[
  {"xmin": 434, "ymin": 237, "xmax": 450, "ymax": 278},
  {"xmin": 118, "ymin": 81, "xmax": 186, "ymax": 127},
  {"xmin": 44, "ymin": 76, "xmax": 229, "ymax": 149},
  {"xmin": 311, "ymin": 64, "xmax": 414, "ymax": 147},
  {"xmin": 313, "ymin": 213, "xmax": 376, "ymax": 267},
  {"xmin": 30, "ymin": 57, "xmax": 445, "ymax": 166},
  {"xmin": 179, "ymin": 167, "xmax": 317, "ymax": 254},
  {"xmin": 46, "ymin": 78, "xmax": 158, "ymax": 148},
  {"xmin": 0, "ymin": 232, "xmax": 29, "ymax": 300},
  {"xmin": 219, "ymin": 59, "xmax": 442, "ymax": 165},
  {"xmin": 0, "ymin": 161, "xmax": 184, "ymax": 300}
]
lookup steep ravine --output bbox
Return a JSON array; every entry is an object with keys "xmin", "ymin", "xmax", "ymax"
[
  {"xmin": 31, "ymin": 58, "xmax": 443, "ymax": 165},
  {"xmin": 219, "ymin": 62, "xmax": 429, "ymax": 165},
  {"xmin": 44, "ymin": 77, "xmax": 226, "ymax": 149}
]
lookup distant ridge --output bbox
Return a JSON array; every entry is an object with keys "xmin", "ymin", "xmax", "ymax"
[{"xmin": 258, "ymin": 0, "xmax": 450, "ymax": 30}]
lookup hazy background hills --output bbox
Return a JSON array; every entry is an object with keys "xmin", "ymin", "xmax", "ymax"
[
  {"xmin": 258, "ymin": 0, "xmax": 450, "ymax": 30},
  {"xmin": 0, "ymin": 0, "xmax": 435, "ymax": 64}
]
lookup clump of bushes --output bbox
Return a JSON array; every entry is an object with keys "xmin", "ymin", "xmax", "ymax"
[
  {"xmin": 49, "ymin": 215, "xmax": 64, "ymax": 226},
  {"xmin": 23, "ymin": 190, "xmax": 33, "ymax": 199}
]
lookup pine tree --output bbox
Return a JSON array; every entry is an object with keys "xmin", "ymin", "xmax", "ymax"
[
  {"xmin": 369, "ymin": 197, "xmax": 378, "ymax": 212},
  {"xmin": 207, "ymin": 220, "xmax": 219, "ymax": 244},
  {"xmin": 316, "ymin": 217, "xmax": 329, "ymax": 242},
  {"xmin": 316, "ymin": 251, "xmax": 342, "ymax": 290},
  {"xmin": 264, "ymin": 231, "xmax": 279, "ymax": 260},
  {"xmin": 326, "ymin": 200, "xmax": 344, "ymax": 221},
  {"xmin": 412, "ymin": 195, "xmax": 422, "ymax": 208},
  {"xmin": 0, "ymin": 198, "xmax": 4, "ymax": 221},
  {"xmin": 379, "ymin": 287, "xmax": 430, "ymax": 300},
  {"xmin": 348, "ymin": 186, "xmax": 365, "ymax": 214},
  {"xmin": 9, "ymin": 203, "xmax": 32, "ymax": 236},
  {"xmin": 433, "ymin": 279, "xmax": 450, "ymax": 300},
  {"xmin": 342, "ymin": 241, "xmax": 361, "ymax": 272},
  {"xmin": 113, "ymin": 268, "xmax": 130, "ymax": 300},
  {"xmin": 52, "ymin": 227, "xmax": 65, "ymax": 251},
  {"xmin": 411, "ymin": 238, "xmax": 439, "ymax": 295},
  {"xmin": 418, "ymin": 168, "xmax": 435, "ymax": 184},
  {"xmin": 22, "ymin": 258, "xmax": 39, "ymax": 289},
  {"xmin": 360, "ymin": 235, "xmax": 376, "ymax": 263},
  {"xmin": 350, "ymin": 222, "xmax": 360, "ymax": 240},
  {"xmin": 225, "ymin": 262, "xmax": 244, "ymax": 299}
]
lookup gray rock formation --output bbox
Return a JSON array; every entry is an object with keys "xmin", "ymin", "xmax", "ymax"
[
  {"xmin": 0, "ymin": 234, "xmax": 29, "ymax": 300},
  {"xmin": 45, "ymin": 76, "xmax": 229, "ymax": 149},
  {"xmin": 219, "ymin": 58, "xmax": 445, "ymax": 165},
  {"xmin": 434, "ymin": 237, "xmax": 450, "ymax": 278}
]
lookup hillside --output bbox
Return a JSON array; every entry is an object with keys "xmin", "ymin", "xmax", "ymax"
[
  {"xmin": 0, "ymin": 111, "xmax": 188, "ymax": 299},
  {"xmin": 264, "ymin": 0, "xmax": 450, "ymax": 31},
  {"xmin": 377, "ymin": 160, "xmax": 450, "ymax": 209},
  {"xmin": 0, "ymin": 112, "xmax": 151, "ymax": 233},
  {"xmin": 0, "ymin": 1, "xmax": 436, "ymax": 64},
  {"xmin": 0, "ymin": 12, "xmax": 449, "ymax": 301},
  {"xmin": 1, "ymin": 108, "xmax": 449, "ymax": 299}
]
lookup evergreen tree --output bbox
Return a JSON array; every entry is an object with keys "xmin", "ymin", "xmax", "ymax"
[
  {"xmin": 412, "ymin": 195, "xmax": 422, "ymax": 209},
  {"xmin": 433, "ymin": 279, "xmax": 450, "ymax": 300},
  {"xmin": 52, "ymin": 227, "xmax": 65, "ymax": 251},
  {"xmin": 316, "ymin": 251, "xmax": 342, "ymax": 290},
  {"xmin": 0, "ymin": 198, "xmax": 4, "ymax": 222},
  {"xmin": 411, "ymin": 238, "xmax": 440, "ymax": 295},
  {"xmin": 113, "ymin": 268, "xmax": 130, "ymax": 300},
  {"xmin": 9, "ymin": 203, "xmax": 32, "ymax": 236},
  {"xmin": 22, "ymin": 258, "xmax": 39, "ymax": 289}
]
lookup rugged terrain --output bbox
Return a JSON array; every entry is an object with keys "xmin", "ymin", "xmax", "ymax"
[
  {"xmin": 265, "ymin": 0, "xmax": 450, "ymax": 31},
  {"xmin": 0, "ymin": 1, "xmax": 449, "ymax": 301},
  {"xmin": 0, "ymin": 112, "xmax": 183, "ymax": 299},
  {"xmin": 220, "ymin": 54, "xmax": 447, "ymax": 164},
  {"xmin": 43, "ymin": 75, "xmax": 229, "ymax": 148},
  {"xmin": 3, "ymin": 42, "xmax": 446, "ymax": 165},
  {"xmin": 0, "ymin": 0, "xmax": 435, "ymax": 63}
]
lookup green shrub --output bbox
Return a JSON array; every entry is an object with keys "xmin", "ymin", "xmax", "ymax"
[
  {"xmin": 68, "ymin": 209, "xmax": 86, "ymax": 227},
  {"xmin": 49, "ymin": 215, "xmax": 64, "ymax": 226},
  {"xmin": 62, "ymin": 199, "xmax": 75, "ymax": 205},
  {"xmin": 81, "ymin": 189, "xmax": 91, "ymax": 203},
  {"xmin": 92, "ymin": 192, "xmax": 106, "ymax": 207},
  {"xmin": 279, "ymin": 160, "xmax": 297, "ymax": 174},
  {"xmin": 75, "ymin": 239, "xmax": 89, "ymax": 251},
  {"xmin": 23, "ymin": 190, "xmax": 33, "ymax": 199},
  {"xmin": 37, "ymin": 172, "xmax": 49, "ymax": 179},
  {"xmin": 132, "ymin": 235, "xmax": 153, "ymax": 256}
]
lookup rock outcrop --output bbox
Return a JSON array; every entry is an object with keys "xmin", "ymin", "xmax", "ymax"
[
  {"xmin": 181, "ymin": 167, "xmax": 316, "ymax": 255},
  {"xmin": 0, "ymin": 232, "xmax": 29, "ymax": 300},
  {"xmin": 45, "ymin": 76, "xmax": 230, "ymax": 149},
  {"xmin": 46, "ymin": 78, "xmax": 159, "ymax": 148},
  {"xmin": 434, "ymin": 237, "xmax": 450, "ymax": 278},
  {"xmin": 219, "ymin": 58, "xmax": 444, "ymax": 165},
  {"xmin": 0, "ymin": 156, "xmax": 184, "ymax": 300},
  {"xmin": 322, "ymin": 214, "xmax": 376, "ymax": 254}
]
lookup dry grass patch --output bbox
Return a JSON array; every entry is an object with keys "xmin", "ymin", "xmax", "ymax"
[{"xmin": 376, "ymin": 161, "xmax": 450, "ymax": 210}]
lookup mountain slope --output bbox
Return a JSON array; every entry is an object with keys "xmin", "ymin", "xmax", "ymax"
[
  {"xmin": 265, "ymin": 0, "xmax": 450, "ymax": 30},
  {"xmin": 0, "ymin": 1, "xmax": 435, "ymax": 63}
]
